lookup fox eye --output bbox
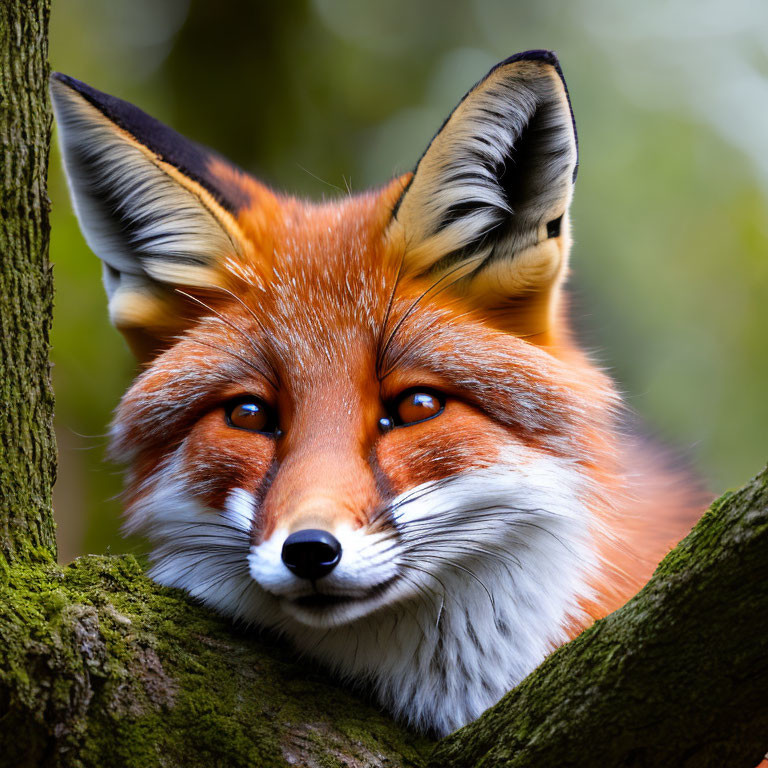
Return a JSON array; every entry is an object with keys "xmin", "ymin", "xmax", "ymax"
[
  {"xmin": 391, "ymin": 389, "xmax": 445, "ymax": 427},
  {"xmin": 225, "ymin": 397, "xmax": 278, "ymax": 434}
]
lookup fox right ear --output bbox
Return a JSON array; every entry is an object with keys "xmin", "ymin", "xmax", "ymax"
[
  {"xmin": 50, "ymin": 74, "xmax": 264, "ymax": 360},
  {"xmin": 388, "ymin": 51, "xmax": 578, "ymax": 339}
]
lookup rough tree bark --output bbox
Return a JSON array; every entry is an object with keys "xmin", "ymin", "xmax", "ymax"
[
  {"xmin": 0, "ymin": 0, "xmax": 56, "ymax": 562},
  {"xmin": 1, "ymin": 3, "xmax": 766, "ymax": 767}
]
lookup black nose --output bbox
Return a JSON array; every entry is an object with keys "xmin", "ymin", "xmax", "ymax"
[{"xmin": 281, "ymin": 529, "xmax": 342, "ymax": 580}]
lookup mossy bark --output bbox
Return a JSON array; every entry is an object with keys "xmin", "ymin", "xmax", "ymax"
[
  {"xmin": 0, "ymin": 0, "xmax": 56, "ymax": 563},
  {"xmin": 0, "ymin": 554, "xmax": 433, "ymax": 768}
]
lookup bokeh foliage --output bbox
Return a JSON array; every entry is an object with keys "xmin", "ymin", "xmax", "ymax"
[{"xmin": 49, "ymin": 0, "xmax": 768, "ymax": 561}]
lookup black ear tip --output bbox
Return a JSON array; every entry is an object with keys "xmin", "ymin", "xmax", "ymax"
[
  {"xmin": 486, "ymin": 49, "xmax": 568, "ymax": 92},
  {"xmin": 502, "ymin": 49, "xmax": 561, "ymax": 68},
  {"xmin": 49, "ymin": 73, "xmax": 76, "ymax": 109},
  {"xmin": 49, "ymin": 73, "xmax": 92, "ymax": 109},
  {"xmin": 50, "ymin": 72, "xmax": 79, "ymax": 90},
  {"xmin": 49, "ymin": 72, "xmax": 100, "ymax": 104},
  {"xmin": 49, "ymin": 72, "xmax": 67, "ymax": 95}
]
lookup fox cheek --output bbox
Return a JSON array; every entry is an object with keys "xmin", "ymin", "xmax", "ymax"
[
  {"xmin": 375, "ymin": 401, "xmax": 508, "ymax": 492},
  {"xmin": 179, "ymin": 410, "xmax": 276, "ymax": 517}
]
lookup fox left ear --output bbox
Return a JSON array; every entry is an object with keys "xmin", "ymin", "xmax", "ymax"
[
  {"xmin": 50, "ymin": 73, "xmax": 261, "ymax": 360},
  {"xmin": 389, "ymin": 50, "xmax": 578, "ymax": 338}
]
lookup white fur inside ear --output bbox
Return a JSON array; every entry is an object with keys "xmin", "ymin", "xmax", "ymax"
[
  {"xmin": 51, "ymin": 81, "xmax": 239, "ymax": 312},
  {"xmin": 394, "ymin": 60, "xmax": 577, "ymax": 278}
]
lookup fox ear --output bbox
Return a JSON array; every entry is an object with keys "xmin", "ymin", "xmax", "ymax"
[
  {"xmin": 390, "ymin": 50, "xmax": 578, "ymax": 338},
  {"xmin": 50, "ymin": 73, "xmax": 257, "ymax": 360}
]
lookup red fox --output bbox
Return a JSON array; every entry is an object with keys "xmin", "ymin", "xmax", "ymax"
[{"xmin": 51, "ymin": 50, "xmax": 704, "ymax": 736}]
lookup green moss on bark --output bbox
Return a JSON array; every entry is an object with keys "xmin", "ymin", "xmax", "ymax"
[{"xmin": 0, "ymin": 554, "xmax": 432, "ymax": 768}]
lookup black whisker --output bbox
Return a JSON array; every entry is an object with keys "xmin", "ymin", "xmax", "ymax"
[
  {"xmin": 375, "ymin": 249, "xmax": 406, "ymax": 379},
  {"xmin": 175, "ymin": 289, "xmax": 279, "ymax": 389},
  {"xmin": 377, "ymin": 256, "xmax": 483, "ymax": 381},
  {"xmin": 183, "ymin": 336, "xmax": 275, "ymax": 385}
]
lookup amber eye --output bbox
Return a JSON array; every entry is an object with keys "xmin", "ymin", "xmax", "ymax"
[
  {"xmin": 391, "ymin": 389, "xmax": 445, "ymax": 427},
  {"xmin": 225, "ymin": 397, "xmax": 277, "ymax": 434}
]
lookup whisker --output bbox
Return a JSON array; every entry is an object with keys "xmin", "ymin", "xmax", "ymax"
[
  {"xmin": 377, "ymin": 259, "xmax": 471, "ymax": 381},
  {"xmin": 378, "ymin": 256, "xmax": 483, "ymax": 381},
  {"xmin": 403, "ymin": 554, "xmax": 495, "ymax": 610},
  {"xmin": 232, "ymin": 578, "xmax": 261, "ymax": 617},
  {"xmin": 183, "ymin": 336, "xmax": 274, "ymax": 385},
  {"xmin": 175, "ymin": 289, "xmax": 279, "ymax": 388},
  {"xmin": 212, "ymin": 285, "xmax": 280, "ymax": 376},
  {"xmin": 397, "ymin": 559, "xmax": 449, "ymax": 599},
  {"xmin": 375, "ymin": 249, "xmax": 406, "ymax": 379}
]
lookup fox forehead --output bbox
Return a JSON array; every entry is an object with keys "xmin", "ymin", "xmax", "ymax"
[
  {"xmin": 200, "ymin": 181, "xmax": 404, "ymax": 363},
  {"xmin": 222, "ymin": 175, "xmax": 407, "ymax": 289}
]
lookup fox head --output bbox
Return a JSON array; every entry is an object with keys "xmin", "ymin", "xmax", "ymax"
[{"xmin": 52, "ymin": 52, "xmax": 634, "ymax": 734}]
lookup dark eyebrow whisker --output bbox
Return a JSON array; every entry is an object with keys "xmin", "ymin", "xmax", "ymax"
[
  {"xmin": 376, "ymin": 249, "xmax": 406, "ymax": 379},
  {"xmin": 175, "ymin": 288, "xmax": 279, "ymax": 389},
  {"xmin": 214, "ymin": 284, "xmax": 282, "ymax": 387},
  {"xmin": 213, "ymin": 284, "xmax": 278, "ymax": 353},
  {"xmin": 182, "ymin": 336, "xmax": 276, "ymax": 386},
  {"xmin": 377, "ymin": 256, "xmax": 483, "ymax": 381}
]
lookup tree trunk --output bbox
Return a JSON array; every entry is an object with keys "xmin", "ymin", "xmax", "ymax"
[
  {"xmin": 0, "ymin": 0, "xmax": 56, "ymax": 563},
  {"xmin": 1, "ymin": 4, "xmax": 767, "ymax": 767}
]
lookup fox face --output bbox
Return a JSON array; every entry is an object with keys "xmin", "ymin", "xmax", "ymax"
[{"xmin": 51, "ymin": 51, "xmax": 701, "ymax": 735}]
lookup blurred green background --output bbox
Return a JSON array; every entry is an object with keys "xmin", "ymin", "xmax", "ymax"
[{"xmin": 49, "ymin": 0, "xmax": 768, "ymax": 562}]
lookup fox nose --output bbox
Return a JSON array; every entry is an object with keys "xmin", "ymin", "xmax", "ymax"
[{"xmin": 281, "ymin": 529, "xmax": 342, "ymax": 580}]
